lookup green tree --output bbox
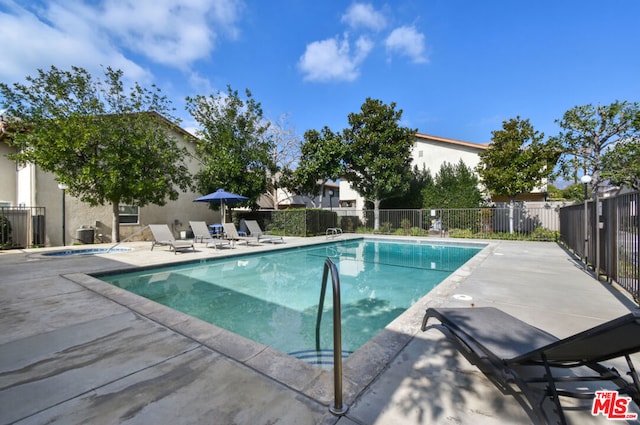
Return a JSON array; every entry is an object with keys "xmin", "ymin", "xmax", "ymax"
[
  {"xmin": 552, "ymin": 101, "xmax": 640, "ymax": 194},
  {"xmin": 424, "ymin": 160, "xmax": 484, "ymax": 209},
  {"xmin": 0, "ymin": 66, "xmax": 192, "ymax": 242},
  {"xmin": 380, "ymin": 165, "xmax": 431, "ymax": 209},
  {"xmin": 545, "ymin": 183, "xmax": 563, "ymax": 200},
  {"xmin": 600, "ymin": 137, "xmax": 640, "ymax": 190},
  {"xmin": 284, "ymin": 126, "xmax": 345, "ymax": 207},
  {"xmin": 560, "ymin": 183, "xmax": 589, "ymax": 203},
  {"xmin": 476, "ymin": 116, "xmax": 557, "ymax": 233},
  {"xmin": 185, "ymin": 86, "xmax": 274, "ymax": 215},
  {"xmin": 342, "ymin": 98, "xmax": 416, "ymax": 230}
]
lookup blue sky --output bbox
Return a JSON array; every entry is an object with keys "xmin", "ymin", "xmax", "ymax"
[{"xmin": 2, "ymin": 0, "xmax": 640, "ymax": 144}]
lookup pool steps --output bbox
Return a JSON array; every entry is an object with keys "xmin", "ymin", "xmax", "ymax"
[{"xmin": 287, "ymin": 349, "xmax": 353, "ymax": 366}]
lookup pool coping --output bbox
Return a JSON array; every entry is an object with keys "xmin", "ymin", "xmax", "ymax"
[{"xmin": 62, "ymin": 234, "xmax": 495, "ymax": 408}]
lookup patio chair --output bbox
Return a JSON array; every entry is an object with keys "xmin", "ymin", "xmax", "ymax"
[
  {"xmin": 421, "ymin": 307, "xmax": 640, "ymax": 424},
  {"xmin": 222, "ymin": 223, "xmax": 255, "ymax": 246},
  {"xmin": 189, "ymin": 221, "xmax": 231, "ymax": 250},
  {"xmin": 148, "ymin": 224, "xmax": 195, "ymax": 254},
  {"xmin": 244, "ymin": 220, "xmax": 284, "ymax": 244}
]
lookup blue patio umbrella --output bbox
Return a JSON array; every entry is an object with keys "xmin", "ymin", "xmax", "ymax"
[{"xmin": 193, "ymin": 188, "xmax": 249, "ymax": 222}]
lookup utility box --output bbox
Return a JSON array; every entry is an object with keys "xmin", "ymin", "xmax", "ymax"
[{"xmin": 75, "ymin": 227, "xmax": 94, "ymax": 244}]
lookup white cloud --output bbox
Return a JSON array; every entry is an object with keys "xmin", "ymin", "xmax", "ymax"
[
  {"xmin": 0, "ymin": 0, "xmax": 243, "ymax": 85},
  {"xmin": 187, "ymin": 71, "xmax": 215, "ymax": 95},
  {"xmin": 341, "ymin": 3, "xmax": 387, "ymax": 31},
  {"xmin": 385, "ymin": 25, "xmax": 428, "ymax": 64},
  {"xmin": 99, "ymin": 0, "xmax": 243, "ymax": 68},
  {"xmin": 298, "ymin": 34, "xmax": 373, "ymax": 82},
  {"xmin": 0, "ymin": 1, "xmax": 149, "ymax": 83}
]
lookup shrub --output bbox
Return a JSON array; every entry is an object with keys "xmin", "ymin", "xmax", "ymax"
[
  {"xmin": 448, "ymin": 228, "xmax": 474, "ymax": 239},
  {"xmin": 409, "ymin": 227, "xmax": 424, "ymax": 236},
  {"xmin": 340, "ymin": 216, "xmax": 360, "ymax": 232},
  {"xmin": 400, "ymin": 218, "xmax": 411, "ymax": 235},
  {"xmin": 379, "ymin": 222, "xmax": 393, "ymax": 234},
  {"xmin": 530, "ymin": 227, "xmax": 560, "ymax": 241},
  {"xmin": 270, "ymin": 209, "xmax": 306, "ymax": 236}
]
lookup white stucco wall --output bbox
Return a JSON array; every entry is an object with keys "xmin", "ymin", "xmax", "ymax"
[
  {"xmin": 0, "ymin": 142, "xmax": 16, "ymax": 205},
  {"xmin": 340, "ymin": 134, "xmax": 488, "ymax": 209},
  {"xmin": 339, "ymin": 180, "xmax": 366, "ymax": 210},
  {"xmin": 16, "ymin": 163, "xmax": 36, "ymax": 207},
  {"xmin": 411, "ymin": 136, "xmax": 486, "ymax": 174}
]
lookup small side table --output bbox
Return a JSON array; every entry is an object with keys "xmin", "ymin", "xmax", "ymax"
[{"xmin": 209, "ymin": 223, "xmax": 224, "ymax": 238}]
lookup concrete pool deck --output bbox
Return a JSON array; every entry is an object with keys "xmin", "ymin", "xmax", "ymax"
[{"xmin": 1, "ymin": 236, "xmax": 638, "ymax": 424}]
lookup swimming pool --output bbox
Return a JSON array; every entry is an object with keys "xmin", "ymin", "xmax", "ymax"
[
  {"xmin": 42, "ymin": 247, "xmax": 133, "ymax": 256},
  {"xmin": 97, "ymin": 238, "xmax": 483, "ymax": 365}
]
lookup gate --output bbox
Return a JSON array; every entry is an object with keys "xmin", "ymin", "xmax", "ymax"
[{"xmin": 0, "ymin": 207, "xmax": 46, "ymax": 249}]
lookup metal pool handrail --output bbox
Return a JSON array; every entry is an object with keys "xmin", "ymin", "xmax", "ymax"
[
  {"xmin": 107, "ymin": 225, "xmax": 150, "ymax": 252},
  {"xmin": 315, "ymin": 257, "xmax": 348, "ymax": 416}
]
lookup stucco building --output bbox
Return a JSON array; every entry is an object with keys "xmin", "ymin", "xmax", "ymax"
[
  {"xmin": 1, "ymin": 118, "xmax": 549, "ymax": 247},
  {"xmin": 338, "ymin": 133, "xmax": 490, "ymax": 210},
  {"xmin": 1, "ymin": 114, "xmax": 221, "ymax": 247}
]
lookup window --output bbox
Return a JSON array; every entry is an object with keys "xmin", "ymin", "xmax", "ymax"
[
  {"xmin": 418, "ymin": 150, "xmax": 423, "ymax": 157},
  {"xmin": 118, "ymin": 205, "xmax": 139, "ymax": 224}
]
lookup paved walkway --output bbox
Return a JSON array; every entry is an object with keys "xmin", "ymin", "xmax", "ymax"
[{"xmin": 0, "ymin": 237, "xmax": 638, "ymax": 424}]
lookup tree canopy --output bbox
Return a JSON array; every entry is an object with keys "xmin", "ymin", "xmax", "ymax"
[
  {"xmin": 380, "ymin": 166, "xmax": 432, "ymax": 209},
  {"xmin": 423, "ymin": 160, "xmax": 484, "ymax": 209},
  {"xmin": 600, "ymin": 137, "xmax": 640, "ymax": 191},
  {"xmin": 477, "ymin": 116, "xmax": 556, "ymax": 201},
  {"xmin": 0, "ymin": 65, "xmax": 192, "ymax": 241},
  {"xmin": 383, "ymin": 160, "xmax": 484, "ymax": 210},
  {"xmin": 185, "ymin": 86, "xmax": 274, "ymax": 211},
  {"xmin": 342, "ymin": 98, "xmax": 416, "ymax": 229},
  {"xmin": 284, "ymin": 126, "xmax": 344, "ymax": 206},
  {"xmin": 476, "ymin": 116, "xmax": 557, "ymax": 233},
  {"xmin": 552, "ymin": 100, "xmax": 640, "ymax": 193}
]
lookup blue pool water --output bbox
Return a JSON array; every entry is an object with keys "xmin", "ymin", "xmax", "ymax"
[
  {"xmin": 97, "ymin": 239, "xmax": 483, "ymax": 365},
  {"xmin": 43, "ymin": 247, "xmax": 133, "ymax": 256}
]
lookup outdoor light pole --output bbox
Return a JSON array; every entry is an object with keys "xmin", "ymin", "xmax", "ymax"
[
  {"xmin": 58, "ymin": 183, "xmax": 68, "ymax": 246},
  {"xmin": 581, "ymin": 175, "xmax": 592, "ymax": 270}
]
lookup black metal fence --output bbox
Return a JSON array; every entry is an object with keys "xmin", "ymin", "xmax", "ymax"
[
  {"xmin": 236, "ymin": 206, "xmax": 561, "ymax": 241},
  {"xmin": 0, "ymin": 206, "xmax": 47, "ymax": 249},
  {"xmin": 559, "ymin": 191, "xmax": 639, "ymax": 303}
]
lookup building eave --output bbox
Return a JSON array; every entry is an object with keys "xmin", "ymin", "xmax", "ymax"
[{"xmin": 415, "ymin": 133, "xmax": 488, "ymax": 150}]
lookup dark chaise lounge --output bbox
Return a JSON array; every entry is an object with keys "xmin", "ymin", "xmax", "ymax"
[{"xmin": 422, "ymin": 307, "xmax": 640, "ymax": 424}]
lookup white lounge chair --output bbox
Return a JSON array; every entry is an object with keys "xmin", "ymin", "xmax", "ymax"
[
  {"xmin": 189, "ymin": 221, "xmax": 231, "ymax": 250},
  {"xmin": 222, "ymin": 223, "xmax": 255, "ymax": 246},
  {"xmin": 244, "ymin": 220, "xmax": 284, "ymax": 244},
  {"xmin": 148, "ymin": 224, "xmax": 194, "ymax": 254}
]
